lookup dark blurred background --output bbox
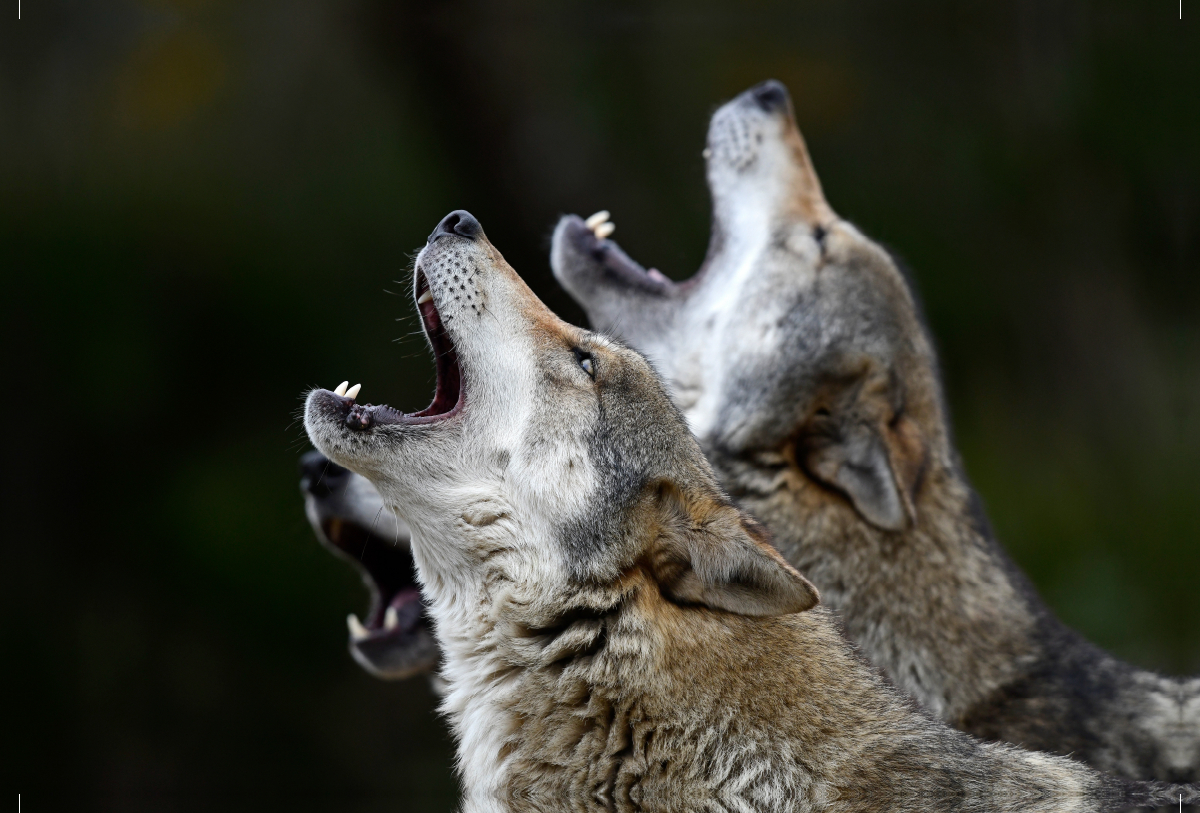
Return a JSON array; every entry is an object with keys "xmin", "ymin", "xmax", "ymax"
[{"xmin": 3, "ymin": 1, "xmax": 1197, "ymax": 810}]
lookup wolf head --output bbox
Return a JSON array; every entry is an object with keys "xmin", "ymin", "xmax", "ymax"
[
  {"xmin": 304, "ymin": 210, "xmax": 818, "ymax": 640},
  {"xmin": 298, "ymin": 450, "xmax": 438, "ymax": 681},
  {"xmin": 553, "ymin": 80, "xmax": 948, "ymax": 536}
]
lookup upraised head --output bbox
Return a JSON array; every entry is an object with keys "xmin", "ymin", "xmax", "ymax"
[
  {"xmin": 304, "ymin": 210, "xmax": 818, "ymax": 633},
  {"xmin": 553, "ymin": 81, "xmax": 947, "ymax": 534}
]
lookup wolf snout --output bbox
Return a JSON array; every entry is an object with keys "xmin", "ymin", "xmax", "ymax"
[
  {"xmin": 299, "ymin": 450, "xmax": 349, "ymax": 497},
  {"xmin": 749, "ymin": 79, "xmax": 789, "ymax": 112},
  {"xmin": 428, "ymin": 209, "xmax": 483, "ymax": 243}
]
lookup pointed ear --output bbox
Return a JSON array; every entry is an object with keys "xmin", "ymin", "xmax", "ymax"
[
  {"xmin": 803, "ymin": 413, "xmax": 927, "ymax": 532},
  {"xmin": 649, "ymin": 485, "xmax": 819, "ymax": 617}
]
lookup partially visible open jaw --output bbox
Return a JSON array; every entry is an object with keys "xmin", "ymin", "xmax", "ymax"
[
  {"xmin": 557, "ymin": 210, "xmax": 675, "ymax": 295},
  {"xmin": 325, "ymin": 514, "xmax": 434, "ymax": 678},
  {"xmin": 299, "ymin": 450, "xmax": 439, "ymax": 681}
]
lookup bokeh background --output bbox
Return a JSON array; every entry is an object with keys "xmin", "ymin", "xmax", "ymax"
[{"xmin": 4, "ymin": 1, "xmax": 1198, "ymax": 810}]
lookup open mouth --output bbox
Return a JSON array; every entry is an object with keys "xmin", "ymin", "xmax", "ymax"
[
  {"xmin": 318, "ymin": 516, "xmax": 428, "ymax": 648},
  {"xmin": 566, "ymin": 214, "xmax": 677, "ymax": 294},
  {"xmin": 331, "ymin": 270, "xmax": 464, "ymax": 431},
  {"xmin": 411, "ymin": 271, "xmax": 463, "ymax": 420},
  {"xmin": 300, "ymin": 453, "xmax": 438, "ymax": 680},
  {"xmin": 298, "ymin": 450, "xmax": 431, "ymax": 651}
]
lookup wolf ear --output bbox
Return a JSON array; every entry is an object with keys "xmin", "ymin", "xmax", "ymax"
[
  {"xmin": 802, "ymin": 412, "xmax": 927, "ymax": 532},
  {"xmin": 650, "ymin": 485, "xmax": 819, "ymax": 617}
]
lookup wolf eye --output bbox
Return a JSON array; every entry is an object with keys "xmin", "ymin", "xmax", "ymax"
[{"xmin": 573, "ymin": 349, "xmax": 595, "ymax": 379}]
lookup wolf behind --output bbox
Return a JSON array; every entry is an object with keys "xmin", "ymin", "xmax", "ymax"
[
  {"xmin": 303, "ymin": 209, "xmax": 1194, "ymax": 812},
  {"xmin": 551, "ymin": 80, "xmax": 1200, "ymax": 783}
]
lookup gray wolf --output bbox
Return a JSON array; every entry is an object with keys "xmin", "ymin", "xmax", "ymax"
[
  {"xmin": 299, "ymin": 449, "xmax": 438, "ymax": 681},
  {"xmin": 304, "ymin": 209, "xmax": 1192, "ymax": 812},
  {"xmin": 550, "ymin": 79, "xmax": 1200, "ymax": 783}
]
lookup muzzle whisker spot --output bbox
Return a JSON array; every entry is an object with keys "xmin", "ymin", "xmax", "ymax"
[{"xmin": 478, "ymin": 300, "xmax": 502, "ymax": 327}]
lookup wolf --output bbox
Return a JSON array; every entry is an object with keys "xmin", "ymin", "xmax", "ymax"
[
  {"xmin": 303, "ymin": 209, "xmax": 1193, "ymax": 812},
  {"xmin": 299, "ymin": 449, "xmax": 438, "ymax": 681},
  {"xmin": 550, "ymin": 79, "xmax": 1200, "ymax": 783}
]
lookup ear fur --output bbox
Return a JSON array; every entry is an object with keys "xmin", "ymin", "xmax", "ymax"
[
  {"xmin": 803, "ymin": 412, "xmax": 927, "ymax": 532},
  {"xmin": 650, "ymin": 484, "xmax": 820, "ymax": 617}
]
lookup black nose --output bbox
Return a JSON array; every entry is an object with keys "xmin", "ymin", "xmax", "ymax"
[
  {"xmin": 299, "ymin": 450, "xmax": 349, "ymax": 497},
  {"xmin": 428, "ymin": 210, "xmax": 483, "ymax": 243},
  {"xmin": 749, "ymin": 80, "xmax": 790, "ymax": 113}
]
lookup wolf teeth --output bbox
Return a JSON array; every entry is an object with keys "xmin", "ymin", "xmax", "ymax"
[
  {"xmin": 586, "ymin": 211, "xmax": 616, "ymax": 239},
  {"xmin": 384, "ymin": 606, "xmax": 399, "ymax": 631},
  {"xmin": 345, "ymin": 383, "xmax": 361, "ymax": 400},
  {"xmin": 334, "ymin": 381, "xmax": 349, "ymax": 396},
  {"xmin": 417, "ymin": 290, "xmax": 433, "ymax": 305},
  {"xmin": 347, "ymin": 613, "xmax": 369, "ymax": 642}
]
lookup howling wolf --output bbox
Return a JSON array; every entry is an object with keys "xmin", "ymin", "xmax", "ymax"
[
  {"xmin": 551, "ymin": 80, "xmax": 1200, "ymax": 783},
  {"xmin": 305, "ymin": 209, "xmax": 1193, "ymax": 812}
]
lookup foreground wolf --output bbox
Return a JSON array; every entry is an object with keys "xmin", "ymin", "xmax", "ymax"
[
  {"xmin": 299, "ymin": 449, "xmax": 437, "ymax": 680},
  {"xmin": 551, "ymin": 80, "xmax": 1200, "ymax": 783},
  {"xmin": 304, "ymin": 209, "xmax": 1192, "ymax": 812}
]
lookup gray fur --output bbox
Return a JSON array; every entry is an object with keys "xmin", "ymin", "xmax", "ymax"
[
  {"xmin": 551, "ymin": 80, "xmax": 1200, "ymax": 783},
  {"xmin": 304, "ymin": 210, "xmax": 1195, "ymax": 811}
]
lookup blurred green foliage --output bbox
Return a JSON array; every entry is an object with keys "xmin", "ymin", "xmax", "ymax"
[{"xmin": 3, "ymin": 1, "xmax": 1197, "ymax": 809}]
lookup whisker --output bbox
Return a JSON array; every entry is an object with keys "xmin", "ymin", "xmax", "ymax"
[{"xmin": 363, "ymin": 505, "xmax": 385, "ymax": 561}]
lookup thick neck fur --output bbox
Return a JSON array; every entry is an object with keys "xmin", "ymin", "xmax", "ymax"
[
  {"xmin": 710, "ymin": 442, "xmax": 1200, "ymax": 782},
  {"xmin": 412, "ymin": 528, "xmax": 1187, "ymax": 812}
]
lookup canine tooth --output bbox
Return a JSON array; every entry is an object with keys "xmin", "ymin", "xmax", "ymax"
[
  {"xmin": 384, "ymin": 606, "xmax": 399, "ymax": 631},
  {"xmin": 594, "ymin": 221, "xmax": 615, "ymax": 239},
  {"xmin": 334, "ymin": 381, "xmax": 349, "ymax": 396},
  {"xmin": 345, "ymin": 383, "xmax": 361, "ymax": 400},
  {"xmin": 417, "ymin": 290, "xmax": 433, "ymax": 305},
  {"xmin": 347, "ymin": 613, "xmax": 369, "ymax": 641},
  {"xmin": 585, "ymin": 210, "xmax": 610, "ymax": 230}
]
